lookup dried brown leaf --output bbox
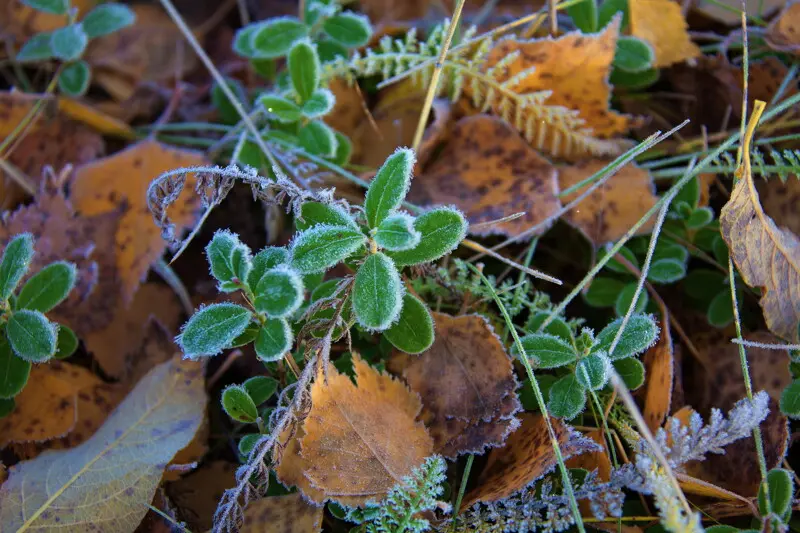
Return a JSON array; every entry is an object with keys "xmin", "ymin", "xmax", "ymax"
[
  {"xmin": 241, "ymin": 493, "xmax": 323, "ymax": 533},
  {"xmin": 767, "ymin": 0, "xmax": 800, "ymax": 55},
  {"xmin": 168, "ymin": 461, "xmax": 237, "ymax": 531},
  {"xmin": 642, "ymin": 316, "xmax": 674, "ymax": 432}
]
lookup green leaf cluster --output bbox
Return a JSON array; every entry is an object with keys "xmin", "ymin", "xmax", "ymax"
[
  {"xmin": 17, "ymin": 1, "xmax": 136, "ymax": 96},
  {"xmin": 0, "ymin": 234, "xmax": 78, "ymax": 413}
]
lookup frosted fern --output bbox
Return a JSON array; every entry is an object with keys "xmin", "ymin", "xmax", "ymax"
[{"xmin": 713, "ymin": 148, "xmax": 800, "ymax": 181}]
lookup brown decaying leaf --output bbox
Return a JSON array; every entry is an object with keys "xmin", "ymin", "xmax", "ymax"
[
  {"xmin": 275, "ymin": 424, "xmax": 326, "ymax": 503},
  {"xmin": 351, "ymin": 88, "xmax": 424, "ymax": 168},
  {"xmin": 629, "ymin": 0, "xmax": 700, "ymax": 68},
  {"xmin": 409, "ymin": 115, "xmax": 561, "ymax": 238},
  {"xmin": 279, "ymin": 355, "xmax": 433, "ymax": 506},
  {"xmin": 241, "ymin": 493, "xmax": 323, "ymax": 533},
  {"xmin": 462, "ymin": 413, "xmax": 599, "ymax": 508},
  {"xmin": 766, "ymin": 0, "xmax": 800, "ymax": 55},
  {"xmin": 0, "ymin": 357, "xmax": 207, "ymax": 531},
  {"xmin": 71, "ymin": 139, "xmax": 207, "ymax": 304},
  {"xmin": 168, "ymin": 461, "xmax": 237, "ymax": 532},
  {"xmin": 757, "ymin": 174, "xmax": 800, "ymax": 237},
  {"xmin": 558, "ymin": 160, "xmax": 658, "ymax": 245},
  {"xmin": 720, "ymin": 156, "xmax": 800, "ymax": 342},
  {"xmin": 641, "ymin": 316, "xmax": 674, "ymax": 432},
  {"xmin": 388, "ymin": 312, "xmax": 521, "ymax": 458},
  {"xmin": 0, "ymin": 0, "xmax": 94, "ymax": 40}
]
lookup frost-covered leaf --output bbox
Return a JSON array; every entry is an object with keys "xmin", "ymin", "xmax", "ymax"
[
  {"xmin": 54, "ymin": 324, "xmax": 78, "ymax": 359},
  {"xmin": 178, "ymin": 303, "xmax": 252, "ymax": 358},
  {"xmin": 259, "ymin": 93, "xmax": 302, "ymax": 123},
  {"xmin": 585, "ymin": 277, "xmax": 625, "ymax": 307},
  {"xmin": 288, "ymin": 39, "xmax": 320, "ymax": 103},
  {"xmin": 295, "ymin": 201, "xmax": 357, "ymax": 231},
  {"xmin": 374, "ymin": 213, "xmax": 421, "ymax": 252},
  {"xmin": 17, "ymin": 32, "xmax": 54, "ymax": 62},
  {"xmin": 388, "ymin": 208, "xmax": 467, "ymax": 267},
  {"xmin": 576, "ymin": 351, "xmax": 610, "ymax": 390},
  {"xmin": 513, "ymin": 333, "xmax": 577, "ymax": 369},
  {"xmin": 302, "ymin": 88, "xmax": 335, "ymax": 119},
  {"xmin": 0, "ymin": 335, "xmax": 30, "ymax": 399},
  {"xmin": 613, "ymin": 357, "xmax": 645, "ymax": 389},
  {"xmin": 383, "ymin": 293, "xmax": 434, "ymax": 354},
  {"xmin": 647, "ymin": 258, "xmax": 686, "ymax": 284},
  {"xmin": 50, "ymin": 23, "xmax": 88, "ymax": 61},
  {"xmin": 243, "ymin": 376, "xmax": 278, "ymax": 406},
  {"xmin": 0, "ymin": 233, "xmax": 34, "ymax": 300},
  {"xmin": 254, "ymin": 266, "xmax": 304, "ymax": 318},
  {"xmin": 548, "ymin": 373, "xmax": 586, "ymax": 419},
  {"xmin": 82, "ymin": 3, "xmax": 136, "ymax": 39},
  {"xmin": 322, "ymin": 13, "xmax": 372, "ymax": 47},
  {"xmin": 58, "ymin": 60, "xmax": 91, "ymax": 97},
  {"xmin": 780, "ymin": 379, "xmax": 800, "ymax": 419},
  {"xmin": 613, "ymin": 36, "xmax": 654, "ymax": 73},
  {"xmin": 353, "ymin": 252, "xmax": 403, "ymax": 331},
  {"xmin": 221, "ymin": 384, "xmax": 258, "ymax": 423},
  {"xmin": 594, "ymin": 314, "xmax": 658, "ymax": 360},
  {"xmin": 248, "ymin": 247, "xmax": 289, "ymax": 289},
  {"xmin": 254, "ymin": 318, "xmax": 292, "ymax": 362},
  {"xmin": 365, "ymin": 148, "xmax": 415, "ymax": 229},
  {"xmin": 248, "ymin": 17, "xmax": 308, "ymax": 59},
  {"xmin": 290, "ymin": 224, "xmax": 366, "ymax": 274},
  {"xmin": 0, "ymin": 357, "xmax": 205, "ymax": 531},
  {"xmin": 298, "ymin": 120, "xmax": 337, "ymax": 157},
  {"xmin": 6, "ymin": 309, "xmax": 57, "ymax": 362},
  {"xmin": 16, "ymin": 261, "xmax": 76, "ymax": 312}
]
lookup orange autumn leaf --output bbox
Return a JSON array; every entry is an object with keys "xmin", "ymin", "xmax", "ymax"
[
  {"xmin": 641, "ymin": 316, "xmax": 674, "ymax": 432},
  {"xmin": 629, "ymin": 0, "xmax": 701, "ymax": 68},
  {"xmin": 241, "ymin": 493, "xmax": 323, "ymax": 533},
  {"xmin": 281, "ymin": 355, "xmax": 433, "ymax": 506},
  {"xmin": 71, "ymin": 139, "xmax": 207, "ymax": 304},
  {"xmin": 389, "ymin": 312, "xmax": 521, "ymax": 458},
  {"xmin": 410, "ymin": 115, "xmax": 561, "ymax": 238},
  {"xmin": 766, "ymin": 0, "xmax": 800, "ymax": 55},
  {"xmin": 558, "ymin": 160, "xmax": 658, "ymax": 245},
  {"xmin": 274, "ymin": 424, "xmax": 326, "ymax": 503}
]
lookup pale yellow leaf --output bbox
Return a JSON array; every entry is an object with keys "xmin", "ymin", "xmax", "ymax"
[{"xmin": 630, "ymin": 0, "xmax": 701, "ymax": 68}]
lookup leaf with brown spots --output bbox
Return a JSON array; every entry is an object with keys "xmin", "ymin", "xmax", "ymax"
[
  {"xmin": 409, "ymin": 115, "xmax": 561, "ymax": 238},
  {"xmin": 241, "ymin": 493, "xmax": 323, "ymax": 533},
  {"xmin": 388, "ymin": 312, "xmax": 521, "ymax": 458},
  {"xmin": 462, "ymin": 413, "xmax": 599, "ymax": 508},
  {"xmin": 767, "ymin": 0, "xmax": 800, "ymax": 55},
  {"xmin": 558, "ymin": 160, "xmax": 658, "ymax": 245},
  {"xmin": 480, "ymin": 18, "xmax": 634, "ymax": 161},
  {"xmin": 757, "ymin": 174, "xmax": 800, "ymax": 238},
  {"xmin": 279, "ymin": 355, "xmax": 433, "ymax": 506},
  {"xmin": 0, "ymin": 357, "xmax": 207, "ymax": 531},
  {"xmin": 71, "ymin": 139, "xmax": 207, "ymax": 304},
  {"xmin": 641, "ymin": 316, "xmax": 674, "ymax": 432},
  {"xmin": 168, "ymin": 461, "xmax": 237, "ymax": 532},
  {"xmin": 629, "ymin": 0, "xmax": 701, "ymax": 67}
]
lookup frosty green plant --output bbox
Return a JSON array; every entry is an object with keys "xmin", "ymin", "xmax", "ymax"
[{"xmin": 0, "ymin": 233, "xmax": 78, "ymax": 409}]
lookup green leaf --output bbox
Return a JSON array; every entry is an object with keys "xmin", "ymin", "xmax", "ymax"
[
  {"xmin": 576, "ymin": 351, "xmax": 611, "ymax": 390},
  {"xmin": 353, "ymin": 253, "xmax": 403, "ymax": 331},
  {"xmin": 613, "ymin": 358, "xmax": 645, "ymax": 389},
  {"xmin": 221, "ymin": 384, "xmax": 258, "ymax": 423},
  {"xmin": 205, "ymin": 230, "xmax": 252, "ymax": 290},
  {"xmin": 232, "ymin": 24, "xmax": 259, "ymax": 57},
  {"xmin": 178, "ymin": 303, "xmax": 252, "ymax": 358},
  {"xmin": 613, "ymin": 36, "xmax": 654, "ymax": 73},
  {"xmin": 81, "ymin": 3, "xmax": 135, "ymax": 39},
  {"xmin": 614, "ymin": 282, "xmax": 648, "ymax": 317},
  {"xmin": 0, "ymin": 233, "xmax": 34, "ymax": 300},
  {"xmin": 594, "ymin": 314, "xmax": 658, "ymax": 360},
  {"xmin": 299, "ymin": 120, "xmax": 337, "ymax": 157},
  {"xmin": 707, "ymin": 290, "xmax": 734, "ymax": 327},
  {"xmin": 317, "ymin": 39, "xmax": 349, "ymax": 62},
  {"xmin": 238, "ymin": 433, "xmax": 261, "ymax": 456},
  {"xmin": 254, "ymin": 318, "xmax": 292, "ymax": 362},
  {"xmin": 22, "ymin": 0, "xmax": 67, "ymax": 15},
  {"xmin": 302, "ymin": 88, "xmax": 335, "ymax": 119},
  {"xmin": 16, "ymin": 261, "xmax": 76, "ymax": 312},
  {"xmin": 674, "ymin": 176, "xmax": 700, "ymax": 210},
  {"xmin": 331, "ymin": 131, "xmax": 352, "ymax": 165},
  {"xmin": 50, "ymin": 24, "xmax": 88, "ymax": 61},
  {"xmin": 0, "ymin": 357, "xmax": 205, "ymax": 530},
  {"xmin": 254, "ymin": 266, "xmax": 305, "ymax": 318},
  {"xmin": 598, "ymin": 0, "xmax": 630, "ymax": 30},
  {"xmin": 374, "ymin": 213, "xmax": 421, "ymax": 252},
  {"xmin": 547, "ymin": 374, "xmax": 586, "ymax": 419},
  {"xmin": 647, "ymin": 258, "xmax": 686, "ymax": 284},
  {"xmin": 602, "ymin": 245, "xmax": 638, "ymax": 274},
  {"xmin": 251, "ymin": 58, "xmax": 276, "ymax": 80},
  {"xmin": 289, "ymin": 224, "xmax": 366, "ymax": 274},
  {"xmin": 17, "ymin": 33, "xmax": 54, "ymax": 62},
  {"xmin": 525, "ymin": 312, "xmax": 573, "ymax": 342},
  {"xmin": 229, "ymin": 324, "xmax": 259, "ymax": 348},
  {"xmin": 248, "ymin": 247, "xmax": 290, "ymax": 289},
  {"xmin": 388, "ymin": 208, "xmax": 467, "ymax": 267},
  {"xmin": 758, "ymin": 468, "xmax": 793, "ymax": 518},
  {"xmin": 249, "ymin": 17, "xmax": 308, "ymax": 59},
  {"xmin": 683, "ymin": 269, "xmax": 726, "ymax": 303},
  {"xmin": 705, "ymin": 527, "xmax": 742, "ymax": 533},
  {"xmin": 259, "ymin": 93, "xmax": 302, "ymax": 123},
  {"xmin": 653, "ymin": 240, "xmax": 689, "ymax": 264},
  {"xmin": 322, "ymin": 13, "xmax": 372, "ymax": 47},
  {"xmin": 243, "ymin": 376, "xmax": 278, "ymax": 406},
  {"xmin": 295, "ymin": 201, "xmax": 357, "ymax": 231},
  {"xmin": 6, "ymin": 310, "xmax": 57, "ymax": 362},
  {"xmin": 0, "ymin": 335, "xmax": 31, "ymax": 398},
  {"xmin": 58, "ymin": 60, "xmax": 91, "ymax": 96},
  {"xmin": 54, "ymin": 324, "xmax": 78, "ymax": 359},
  {"xmin": 0, "ymin": 398, "xmax": 14, "ymax": 418},
  {"xmin": 364, "ymin": 148, "xmax": 415, "ymax": 229},
  {"xmin": 519, "ymin": 374, "xmax": 558, "ymax": 412},
  {"xmin": 567, "ymin": 0, "xmax": 598, "ymax": 32},
  {"xmin": 610, "ymin": 67, "xmax": 659, "ymax": 90},
  {"xmin": 686, "ymin": 207, "xmax": 714, "ymax": 229},
  {"xmin": 780, "ymin": 379, "xmax": 800, "ymax": 419},
  {"xmin": 383, "ymin": 293, "xmax": 434, "ymax": 354},
  {"xmin": 584, "ymin": 277, "xmax": 625, "ymax": 308},
  {"xmin": 288, "ymin": 39, "xmax": 320, "ymax": 103},
  {"xmin": 211, "ymin": 78, "xmax": 247, "ymax": 124},
  {"xmin": 514, "ymin": 333, "xmax": 577, "ymax": 369}
]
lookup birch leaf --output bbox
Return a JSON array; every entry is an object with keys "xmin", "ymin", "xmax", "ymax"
[{"xmin": 0, "ymin": 357, "xmax": 206, "ymax": 532}]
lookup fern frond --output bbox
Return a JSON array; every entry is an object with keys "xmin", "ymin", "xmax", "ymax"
[
  {"xmin": 323, "ymin": 21, "xmax": 628, "ymax": 159},
  {"xmin": 711, "ymin": 148, "xmax": 800, "ymax": 180}
]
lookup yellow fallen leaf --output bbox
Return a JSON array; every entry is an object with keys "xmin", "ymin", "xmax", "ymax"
[
  {"xmin": 57, "ymin": 97, "xmax": 135, "ymax": 139},
  {"xmin": 0, "ymin": 357, "xmax": 207, "ymax": 532},
  {"xmin": 766, "ymin": 0, "xmax": 800, "ymax": 56},
  {"xmin": 629, "ymin": 0, "xmax": 701, "ymax": 68},
  {"xmin": 241, "ymin": 493, "xmax": 323, "ymax": 533}
]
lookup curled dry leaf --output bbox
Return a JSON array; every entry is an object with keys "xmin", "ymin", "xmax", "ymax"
[
  {"xmin": 720, "ymin": 155, "xmax": 800, "ymax": 342},
  {"xmin": 462, "ymin": 413, "xmax": 599, "ymax": 508},
  {"xmin": 409, "ymin": 115, "xmax": 561, "ymax": 238},
  {"xmin": 641, "ymin": 316, "xmax": 674, "ymax": 432},
  {"xmin": 168, "ymin": 461, "xmax": 237, "ymax": 532},
  {"xmin": 481, "ymin": 18, "xmax": 633, "ymax": 161},
  {"xmin": 388, "ymin": 312, "xmax": 521, "ymax": 458},
  {"xmin": 629, "ymin": 0, "xmax": 700, "ymax": 68},
  {"xmin": 277, "ymin": 355, "xmax": 433, "ymax": 506},
  {"xmin": 0, "ymin": 357, "xmax": 207, "ymax": 531},
  {"xmin": 766, "ymin": 0, "xmax": 800, "ymax": 55},
  {"xmin": 241, "ymin": 493, "xmax": 323, "ymax": 533},
  {"xmin": 71, "ymin": 139, "xmax": 207, "ymax": 304},
  {"xmin": 558, "ymin": 160, "xmax": 658, "ymax": 245}
]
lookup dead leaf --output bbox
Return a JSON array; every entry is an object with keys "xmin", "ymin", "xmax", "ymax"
[
  {"xmin": 71, "ymin": 139, "xmax": 207, "ymax": 304},
  {"xmin": 463, "ymin": 413, "xmax": 599, "ymax": 507},
  {"xmin": 241, "ymin": 493, "xmax": 323, "ymax": 533},
  {"xmin": 481, "ymin": 18, "xmax": 634, "ymax": 160},
  {"xmin": 0, "ymin": 357, "xmax": 207, "ymax": 531},
  {"xmin": 558, "ymin": 160, "xmax": 658, "ymax": 244},
  {"xmin": 389, "ymin": 312, "xmax": 521, "ymax": 458},
  {"xmin": 757, "ymin": 174, "xmax": 800, "ymax": 237},
  {"xmin": 168, "ymin": 461, "xmax": 237, "ymax": 531},
  {"xmin": 409, "ymin": 115, "xmax": 561, "ymax": 238},
  {"xmin": 324, "ymin": 79, "xmax": 367, "ymax": 138},
  {"xmin": 766, "ymin": 0, "xmax": 800, "ymax": 55},
  {"xmin": 720, "ymin": 149, "xmax": 800, "ymax": 342},
  {"xmin": 352, "ymin": 90, "xmax": 423, "ymax": 168},
  {"xmin": 629, "ymin": 0, "xmax": 701, "ymax": 68},
  {"xmin": 281, "ymin": 355, "xmax": 433, "ymax": 506},
  {"xmin": 641, "ymin": 316, "xmax": 674, "ymax": 431},
  {"xmin": 274, "ymin": 424, "xmax": 326, "ymax": 503},
  {"xmin": 0, "ymin": 0, "xmax": 94, "ymax": 41}
]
